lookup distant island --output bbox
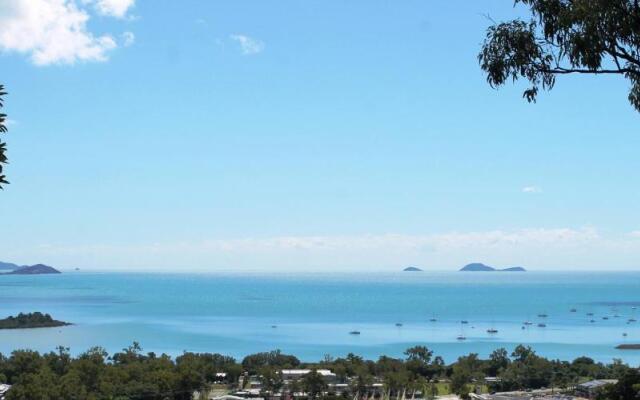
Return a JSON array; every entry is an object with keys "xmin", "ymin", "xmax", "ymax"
[
  {"xmin": 460, "ymin": 263, "xmax": 526, "ymax": 272},
  {"xmin": 0, "ymin": 312, "xmax": 71, "ymax": 329},
  {"xmin": 0, "ymin": 261, "xmax": 20, "ymax": 270},
  {"xmin": 0, "ymin": 263, "xmax": 61, "ymax": 275},
  {"xmin": 403, "ymin": 267, "xmax": 423, "ymax": 272},
  {"xmin": 502, "ymin": 266, "xmax": 527, "ymax": 272},
  {"xmin": 616, "ymin": 344, "xmax": 640, "ymax": 350}
]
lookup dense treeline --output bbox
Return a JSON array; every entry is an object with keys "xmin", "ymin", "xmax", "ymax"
[
  {"xmin": 242, "ymin": 350, "xmax": 301, "ymax": 374},
  {"xmin": 0, "ymin": 343, "xmax": 240, "ymax": 400},
  {"xmin": 0, "ymin": 343, "xmax": 638, "ymax": 400}
]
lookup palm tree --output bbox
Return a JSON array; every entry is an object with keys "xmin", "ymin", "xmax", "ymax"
[{"xmin": 349, "ymin": 368, "xmax": 373, "ymax": 400}]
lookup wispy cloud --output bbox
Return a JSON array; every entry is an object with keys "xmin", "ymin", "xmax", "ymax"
[
  {"xmin": 121, "ymin": 31, "xmax": 135, "ymax": 47},
  {"xmin": 522, "ymin": 186, "xmax": 542, "ymax": 193},
  {"xmin": 229, "ymin": 34, "xmax": 264, "ymax": 55},
  {"xmin": 10, "ymin": 227, "xmax": 640, "ymax": 272}
]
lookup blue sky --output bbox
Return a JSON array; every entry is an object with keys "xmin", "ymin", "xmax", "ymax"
[{"xmin": 1, "ymin": 0, "xmax": 640, "ymax": 271}]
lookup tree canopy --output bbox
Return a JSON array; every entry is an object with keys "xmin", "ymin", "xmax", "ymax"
[
  {"xmin": 479, "ymin": 0, "xmax": 640, "ymax": 111},
  {"xmin": 0, "ymin": 343, "xmax": 638, "ymax": 400},
  {"xmin": 241, "ymin": 350, "xmax": 300, "ymax": 375}
]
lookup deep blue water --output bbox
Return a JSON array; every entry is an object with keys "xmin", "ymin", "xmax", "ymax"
[{"xmin": 1, "ymin": 271, "xmax": 640, "ymax": 365}]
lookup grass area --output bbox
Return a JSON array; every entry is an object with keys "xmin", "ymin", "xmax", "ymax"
[
  {"xmin": 434, "ymin": 382, "xmax": 451, "ymax": 395},
  {"xmin": 431, "ymin": 383, "xmax": 489, "ymax": 396},
  {"xmin": 202, "ymin": 384, "xmax": 231, "ymax": 400}
]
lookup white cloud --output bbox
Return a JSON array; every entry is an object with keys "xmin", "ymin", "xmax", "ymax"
[
  {"xmin": 121, "ymin": 31, "xmax": 135, "ymax": 46},
  {"xmin": 11, "ymin": 227, "xmax": 639, "ymax": 272},
  {"xmin": 230, "ymin": 34, "xmax": 264, "ymax": 55},
  {"xmin": 93, "ymin": 0, "xmax": 134, "ymax": 18},
  {"xmin": 0, "ymin": 0, "xmax": 119, "ymax": 65},
  {"xmin": 522, "ymin": 186, "xmax": 542, "ymax": 193}
]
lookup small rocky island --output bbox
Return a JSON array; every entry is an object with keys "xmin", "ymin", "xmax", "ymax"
[
  {"xmin": 0, "ymin": 263, "xmax": 61, "ymax": 275},
  {"xmin": 616, "ymin": 344, "xmax": 640, "ymax": 350},
  {"xmin": 460, "ymin": 263, "xmax": 526, "ymax": 272},
  {"xmin": 0, "ymin": 312, "xmax": 71, "ymax": 329},
  {"xmin": 403, "ymin": 267, "xmax": 423, "ymax": 272}
]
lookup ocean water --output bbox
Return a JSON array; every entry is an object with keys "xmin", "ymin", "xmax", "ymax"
[{"xmin": 1, "ymin": 271, "xmax": 640, "ymax": 365}]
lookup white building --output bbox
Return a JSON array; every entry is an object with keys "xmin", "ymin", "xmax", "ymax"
[
  {"xmin": 0, "ymin": 384, "xmax": 11, "ymax": 400},
  {"xmin": 281, "ymin": 369, "xmax": 337, "ymax": 384},
  {"xmin": 576, "ymin": 379, "xmax": 618, "ymax": 398}
]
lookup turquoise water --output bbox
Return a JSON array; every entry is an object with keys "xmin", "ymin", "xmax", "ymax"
[{"xmin": 1, "ymin": 271, "xmax": 640, "ymax": 365}]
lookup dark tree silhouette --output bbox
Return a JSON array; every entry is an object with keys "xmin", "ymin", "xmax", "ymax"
[
  {"xmin": 0, "ymin": 85, "xmax": 8, "ymax": 188},
  {"xmin": 479, "ymin": 1, "xmax": 640, "ymax": 111}
]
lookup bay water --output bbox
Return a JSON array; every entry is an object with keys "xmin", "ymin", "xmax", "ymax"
[{"xmin": 1, "ymin": 271, "xmax": 639, "ymax": 365}]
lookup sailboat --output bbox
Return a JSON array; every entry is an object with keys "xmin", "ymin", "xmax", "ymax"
[
  {"xmin": 537, "ymin": 311, "xmax": 547, "ymax": 327},
  {"xmin": 457, "ymin": 321, "xmax": 467, "ymax": 340},
  {"xmin": 487, "ymin": 318, "xmax": 498, "ymax": 334}
]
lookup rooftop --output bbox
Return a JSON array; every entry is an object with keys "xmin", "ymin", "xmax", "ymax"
[
  {"xmin": 577, "ymin": 379, "xmax": 618, "ymax": 389},
  {"xmin": 281, "ymin": 369, "xmax": 335, "ymax": 377}
]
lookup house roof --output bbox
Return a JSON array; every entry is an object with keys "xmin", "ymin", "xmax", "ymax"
[
  {"xmin": 212, "ymin": 395, "xmax": 246, "ymax": 400},
  {"xmin": 577, "ymin": 379, "xmax": 618, "ymax": 390},
  {"xmin": 281, "ymin": 369, "xmax": 335, "ymax": 376}
]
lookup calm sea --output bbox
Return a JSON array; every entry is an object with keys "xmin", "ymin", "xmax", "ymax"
[{"xmin": 1, "ymin": 271, "xmax": 639, "ymax": 365}]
